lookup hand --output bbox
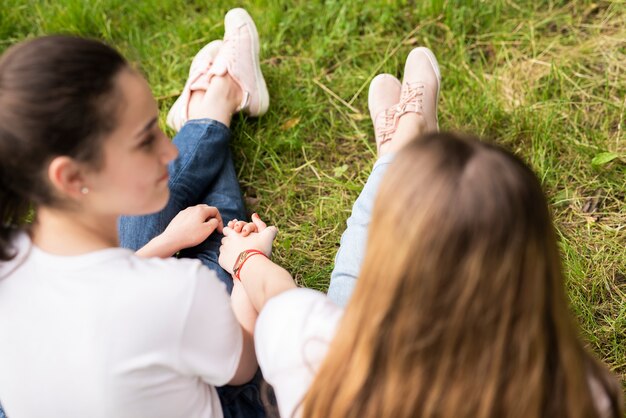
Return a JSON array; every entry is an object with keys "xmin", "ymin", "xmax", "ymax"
[
  {"xmin": 160, "ymin": 204, "xmax": 223, "ymax": 251},
  {"xmin": 227, "ymin": 213, "xmax": 262, "ymax": 237},
  {"xmin": 219, "ymin": 214, "xmax": 278, "ymax": 275}
]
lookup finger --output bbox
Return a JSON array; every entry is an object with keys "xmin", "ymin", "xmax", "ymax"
[
  {"xmin": 227, "ymin": 220, "xmax": 236, "ymax": 229},
  {"xmin": 205, "ymin": 218, "xmax": 220, "ymax": 235},
  {"xmin": 261, "ymin": 225, "xmax": 278, "ymax": 241},
  {"xmin": 222, "ymin": 226, "xmax": 233, "ymax": 237},
  {"xmin": 234, "ymin": 220, "xmax": 246, "ymax": 233},
  {"xmin": 240, "ymin": 223, "xmax": 255, "ymax": 237},
  {"xmin": 199, "ymin": 206, "xmax": 223, "ymax": 232},
  {"xmin": 251, "ymin": 213, "xmax": 267, "ymax": 231},
  {"xmin": 215, "ymin": 212, "xmax": 224, "ymax": 233},
  {"xmin": 210, "ymin": 208, "xmax": 224, "ymax": 233}
]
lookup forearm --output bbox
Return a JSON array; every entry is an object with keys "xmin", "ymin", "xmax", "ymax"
[
  {"xmin": 135, "ymin": 234, "xmax": 179, "ymax": 258},
  {"xmin": 227, "ymin": 283, "xmax": 259, "ymax": 385},
  {"xmin": 228, "ymin": 326, "xmax": 257, "ymax": 385},
  {"xmin": 238, "ymin": 255, "xmax": 297, "ymax": 312},
  {"xmin": 231, "ymin": 281, "xmax": 258, "ymax": 333}
]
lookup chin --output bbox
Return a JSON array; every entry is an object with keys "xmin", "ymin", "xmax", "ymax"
[
  {"xmin": 134, "ymin": 191, "xmax": 170, "ymax": 216},
  {"xmin": 151, "ymin": 191, "xmax": 171, "ymax": 213}
]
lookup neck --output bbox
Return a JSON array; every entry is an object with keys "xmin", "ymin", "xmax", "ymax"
[{"xmin": 32, "ymin": 206, "xmax": 119, "ymax": 255}]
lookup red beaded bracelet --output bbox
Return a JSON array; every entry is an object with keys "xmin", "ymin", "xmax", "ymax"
[{"xmin": 232, "ymin": 249, "xmax": 267, "ymax": 281}]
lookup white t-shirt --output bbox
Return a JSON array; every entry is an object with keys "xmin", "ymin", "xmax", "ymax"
[
  {"xmin": 256, "ymin": 290, "xmax": 616, "ymax": 418},
  {"xmin": 255, "ymin": 288, "xmax": 342, "ymax": 418},
  {"xmin": 0, "ymin": 232, "xmax": 242, "ymax": 418}
]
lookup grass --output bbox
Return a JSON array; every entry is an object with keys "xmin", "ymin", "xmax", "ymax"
[{"xmin": 2, "ymin": 0, "xmax": 624, "ymax": 388}]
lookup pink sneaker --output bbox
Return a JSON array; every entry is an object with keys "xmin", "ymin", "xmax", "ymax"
[
  {"xmin": 368, "ymin": 74, "xmax": 401, "ymax": 152},
  {"xmin": 397, "ymin": 47, "xmax": 441, "ymax": 133},
  {"xmin": 166, "ymin": 40, "xmax": 223, "ymax": 132},
  {"xmin": 207, "ymin": 8, "xmax": 269, "ymax": 117}
]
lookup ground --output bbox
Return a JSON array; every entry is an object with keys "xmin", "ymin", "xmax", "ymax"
[{"xmin": 2, "ymin": 0, "xmax": 624, "ymax": 387}]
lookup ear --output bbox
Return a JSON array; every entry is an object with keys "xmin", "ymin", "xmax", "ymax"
[{"xmin": 47, "ymin": 156, "xmax": 87, "ymax": 199}]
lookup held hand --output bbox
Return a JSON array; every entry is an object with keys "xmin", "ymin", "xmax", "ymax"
[
  {"xmin": 219, "ymin": 214, "xmax": 277, "ymax": 275},
  {"xmin": 227, "ymin": 213, "xmax": 265, "ymax": 237},
  {"xmin": 161, "ymin": 204, "xmax": 224, "ymax": 252}
]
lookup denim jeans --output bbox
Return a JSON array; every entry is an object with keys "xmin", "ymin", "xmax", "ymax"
[
  {"xmin": 218, "ymin": 371, "xmax": 275, "ymax": 418},
  {"xmin": 118, "ymin": 119, "xmax": 266, "ymax": 418},
  {"xmin": 119, "ymin": 119, "xmax": 246, "ymax": 293},
  {"xmin": 327, "ymin": 153, "xmax": 395, "ymax": 307}
]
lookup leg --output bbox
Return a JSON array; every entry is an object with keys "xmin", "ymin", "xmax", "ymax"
[
  {"xmin": 119, "ymin": 73, "xmax": 243, "ymax": 280},
  {"xmin": 328, "ymin": 48, "xmax": 441, "ymax": 306},
  {"xmin": 217, "ymin": 370, "xmax": 278, "ymax": 418},
  {"xmin": 178, "ymin": 138, "xmax": 246, "ymax": 292},
  {"xmin": 327, "ymin": 153, "xmax": 395, "ymax": 306},
  {"xmin": 119, "ymin": 48, "xmax": 243, "ymax": 242},
  {"xmin": 120, "ymin": 6, "xmax": 268, "ymax": 293},
  {"xmin": 327, "ymin": 113, "xmax": 428, "ymax": 306}
]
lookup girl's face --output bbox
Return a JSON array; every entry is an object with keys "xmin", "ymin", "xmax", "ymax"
[{"xmin": 83, "ymin": 69, "xmax": 178, "ymax": 217}]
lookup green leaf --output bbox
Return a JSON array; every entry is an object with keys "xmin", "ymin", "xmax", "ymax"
[
  {"xmin": 591, "ymin": 152, "xmax": 619, "ymax": 167},
  {"xmin": 333, "ymin": 164, "xmax": 348, "ymax": 178}
]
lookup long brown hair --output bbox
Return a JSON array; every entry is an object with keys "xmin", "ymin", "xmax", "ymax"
[
  {"xmin": 0, "ymin": 36, "xmax": 127, "ymax": 261},
  {"xmin": 303, "ymin": 132, "xmax": 623, "ymax": 418}
]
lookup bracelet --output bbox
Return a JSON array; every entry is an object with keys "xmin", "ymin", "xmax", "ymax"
[{"xmin": 233, "ymin": 249, "xmax": 267, "ymax": 281}]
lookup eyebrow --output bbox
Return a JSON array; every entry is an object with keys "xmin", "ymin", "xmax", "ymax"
[{"xmin": 134, "ymin": 117, "xmax": 158, "ymax": 138}]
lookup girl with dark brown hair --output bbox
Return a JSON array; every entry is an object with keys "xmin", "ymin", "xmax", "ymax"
[
  {"xmin": 0, "ymin": 8, "xmax": 271, "ymax": 418},
  {"xmin": 218, "ymin": 48, "xmax": 624, "ymax": 418}
]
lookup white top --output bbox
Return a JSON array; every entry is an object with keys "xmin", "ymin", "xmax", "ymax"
[
  {"xmin": 255, "ymin": 289, "xmax": 615, "ymax": 418},
  {"xmin": 255, "ymin": 288, "xmax": 342, "ymax": 418},
  {"xmin": 0, "ymin": 232, "xmax": 242, "ymax": 418}
]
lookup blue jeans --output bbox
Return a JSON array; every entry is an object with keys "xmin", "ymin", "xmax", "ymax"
[
  {"xmin": 218, "ymin": 371, "xmax": 274, "ymax": 418},
  {"xmin": 119, "ymin": 119, "xmax": 246, "ymax": 293},
  {"xmin": 118, "ymin": 119, "xmax": 266, "ymax": 418},
  {"xmin": 327, "ymin": 153, "xmax": 395, "ymax": 307}
]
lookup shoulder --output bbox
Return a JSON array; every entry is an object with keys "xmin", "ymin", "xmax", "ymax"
[
  {"xmin": 256, "ymin": 288, "xmax": 343, "ymax": 375},
  {"xmin": 259, "ymin": 288, "xmax": 342, "ymax": 331},
  {"xmin": 587, "ymin": 368, "xmax": 620, "ymax": 418},
  {"xmin": 255, "ymin": 288, "xmax": 343, "ymax": 418}
]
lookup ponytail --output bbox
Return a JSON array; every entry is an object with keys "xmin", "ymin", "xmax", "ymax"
[{"xmin": 0, "ymin": 165, "xmax": 29, "ymax": 261}]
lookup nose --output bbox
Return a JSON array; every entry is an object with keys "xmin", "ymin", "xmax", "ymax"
[{"xmin": 159, "ymin": 130, "xmax": 178, "ymax": 164}]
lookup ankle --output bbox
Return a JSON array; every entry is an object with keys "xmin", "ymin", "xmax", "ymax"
[
  {"xmin": 387, "ymin": 113, "xmax": 426, "ymax": 154},
  {"xmin": 206, "ymin": 74, "xmax": 243, "ymax": 112},
  {"xmin": 186, "ymin": 75, "xmax": 244, "ymax": 127}
]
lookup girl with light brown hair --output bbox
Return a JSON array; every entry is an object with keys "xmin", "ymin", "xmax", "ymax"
[{"xmin": 218, "ymin": 47, "xmax": 623, "ymax": 418}]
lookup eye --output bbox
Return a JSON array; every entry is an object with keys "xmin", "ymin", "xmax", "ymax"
[{"xmin": 139, "ymin": 133, "xmax": 156, "ymax": 150}]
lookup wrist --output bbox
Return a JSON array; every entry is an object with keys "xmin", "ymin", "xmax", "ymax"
[
  {"xmin": 151, "ymin": 233, "xmax": 181, "ymax": 256},
  {"xmin": 136, "ymin": 233, "xmax": 178, "ymax": 258},
  {"xmin": 233, "ymin": 249, "xmax": 268, "ymax": 280}
]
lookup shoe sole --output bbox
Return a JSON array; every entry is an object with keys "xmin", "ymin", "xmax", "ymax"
[
  {"xmin": 226, "ymin": 8, "xmax": 269, "ymax": 116},
  {"xmin": 411, "ymin": 47, "xmax": 441, "ymax": 131}
]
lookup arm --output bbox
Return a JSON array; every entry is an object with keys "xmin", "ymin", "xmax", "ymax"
[
  {"xmin": 234, "ymin": 255, "xmax": 296, "ymax": 313},
  {"xmin": 226, "ymin": 281, "xmax": 259, "ymax": 385},
  {"xmin": 135, "ymin": 204, "xmax": 223, "ymax": 258},
  {"xmin": 135, "ymin": 233, "xmax": 180, "ymax": 258}
]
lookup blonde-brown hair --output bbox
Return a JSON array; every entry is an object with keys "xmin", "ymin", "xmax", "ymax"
[{"xmin": 303, "ymin": 132, "xmax": 623, "ymax": 418}]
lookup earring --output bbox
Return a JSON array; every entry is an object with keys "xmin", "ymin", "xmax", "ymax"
[{"xmin": 80, "ymin": 186, "xmax": 89, "ymax": 195}]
